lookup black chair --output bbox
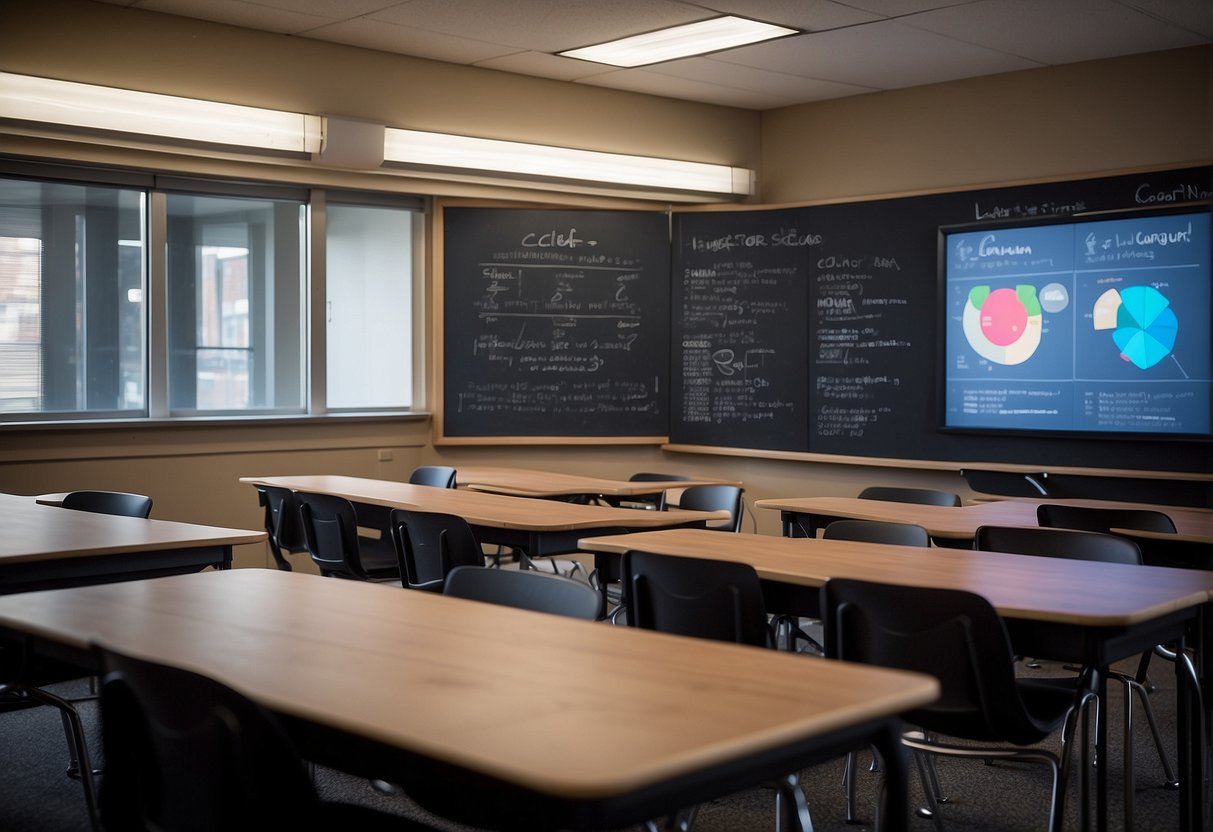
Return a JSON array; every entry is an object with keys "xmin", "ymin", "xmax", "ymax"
[
  {"xmin": 623, "ymin": 549, "xmax": 772, "ymax": 646},
  {"xmin": 859, "ymin": 486, "xmax": 963, "ymax": 547},
  {"xmin": 821, "ymin": 578, "xmax": 1089, "ymax": 832},
  {"xmin": 443, "ymin": 564, "xmax": 602, "ymax": 620},
  {"xmin": 96, "ymin": 644, "xmax": 436, "ymax": 832},
  {"xmin": 388, "ymin": 508, "xmax": 485, "ymax": 592},
  {"xmin": 858, "ymin": 486, "xmax": 961, "ymax": 507},
  {"xmin": 61, "ymin": 490, "xmax": 153, "ymax": 518},
  {"xmin": 819, "ymin": 517, "xmax": 931, "ymax": 818},
  {"xmin": 674, "ymin": 484, "xmax": 745, "ymax": 533},
  {"xmin": 620, "ymin": 472, "xmax": 690, "ymax": 511},
  {"xmin": 823, "ymin": 519, "xmax": 931, "ymax": 547},
  {"xmin": 975, "ymin": 525, "xmax": 1179, "ymax": 808},
  {"xmin": 1036, "ymin": 503, "xmax": 1177, "ymax": 534},
  {"xmin": 296, "ymin": 492, "xmax": 399, "ymax": 580},
  {"xmin": 17, "ymin": 487, "xmax": 155, "ymax": 824},
  {"xmin": 254, "ymin": 485, "xmax": 306, "ymax": 571},
  {"xmin": 408, "ymin": 465, "xmax": 457, "ymax": 489},
  {"xmin": 621, "ymin": 550, "xmax": 809, "ymax": 830}
]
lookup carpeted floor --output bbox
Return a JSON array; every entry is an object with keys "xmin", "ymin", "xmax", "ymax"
[{"xmin": 0, "ymin": 654, "xmax": 1191, "ymax": 831}]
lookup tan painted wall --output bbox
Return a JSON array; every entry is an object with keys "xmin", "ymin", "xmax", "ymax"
[
  {"xmin": 0, "ymin": 3, "xmax": 1208, "ymax": 558},
  {"xmin": 761, "ymin": 45, "xmax": 1211, "ymax": 205}
]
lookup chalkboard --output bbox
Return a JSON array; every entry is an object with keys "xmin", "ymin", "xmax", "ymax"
[
  {"xmin": 671, "ymin": 209, "xmax": 810, "ymax": 450},
  {"xmin": 441, "ymin": 207, "xmax": 669, "ymax": 438},
  {"xmin": 669, "ymin": 165, "xmax": 1212, "ymax": 473}
]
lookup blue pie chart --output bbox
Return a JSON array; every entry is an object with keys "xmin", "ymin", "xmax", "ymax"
[{"xmin": 1111, "ymin": 286, "xmax": 1177, "ymax": 370}]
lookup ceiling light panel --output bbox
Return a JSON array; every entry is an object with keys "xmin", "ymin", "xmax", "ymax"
[{"xmin": 558, "ymin": 16, "xmax": 798, "ymax": 68}]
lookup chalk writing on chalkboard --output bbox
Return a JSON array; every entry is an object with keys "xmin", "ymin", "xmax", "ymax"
[
  {"xmin": 812, "ymin": 248, "xmax": 912, "ymax": 443},
  {"xmin": 671, "ymin": 209, "xmax": 811, "ymax": 451},
  {"xmin": 442, "ymin": 208, "xmax": 669, "ymax": 438}
]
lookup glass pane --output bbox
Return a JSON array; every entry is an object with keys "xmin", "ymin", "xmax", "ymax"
[
  {"xmin": 325, "ymin": 203, "xmax": 413, "ymax": 409},
  {"xmin": 166, "ymin": 193, "xmax": 305, "ymax": 413},
  {"xmin": 0, "ymin": 176, "xmax": 146, "ymax": 418}
]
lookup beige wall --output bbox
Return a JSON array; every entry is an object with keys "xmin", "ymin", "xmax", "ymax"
[
  {"xmin": 0, "ymin": 3, "xmax": 1209, "ymax": 561},
  {"xmin": 761, "ymin": 45, "xmax": 1211, "ymax": 204}
]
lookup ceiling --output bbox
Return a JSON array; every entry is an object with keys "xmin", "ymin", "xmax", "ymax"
[{"xmin": 93, "ymin": 0, "xmax": 1212, "ymax": 111}]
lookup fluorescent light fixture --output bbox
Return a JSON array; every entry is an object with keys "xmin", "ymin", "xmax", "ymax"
[
  {"xmin": 558, "ymin": 16, "xmax": 797, "ymax": 68},
  {"xmin": 383, "ymin": 128, "xmax": 753, "ymax": 195},
  {"xmin": 0, "ymin": 72, "xmax": 322, "ymax": 154}
]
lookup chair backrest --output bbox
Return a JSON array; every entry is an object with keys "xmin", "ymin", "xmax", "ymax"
[
  {"xmin": 1036, "ymin": 503, "xmax": 1176, "ymax": 534},
  {"xmin": 443, "ymin": 565, "xmax": 602, "ymax": 620},
  {"xmin": 676, "ymin": 484, "xmax": 744, "ymax": 532},
  {"xmin": 622, "ymin": 550, "xmax": 770, "ymax": 647},
  {"xmin": 61, "ymin": 490, "xmax": 153, "ymax": 519},
  {"xmin": 857, "ymin": 486, "xmax": 962, "ymax": 507},
  {"xmin": 626, "ymin": 472, "xmax": 690, "ymax": 510},
  {"xmin": 975, "ymin": 525, "xmax": 1142, "ymax": 565},
  {"xmin": 97, "ymin": 645, "xmax": 321, "ymax": 831},
  {"xmin": 820, "ymin": 578, "xmax": 1053, "ymax": 745},
  {"xmin": 823, "ymin": 519, "xmax": 931, "ymax": 547},
  {"xmin": 296, "ymin": 492, "xmax": 370, "ymax": 579},
  {"xmin": 408, "ymin": 466, "xmax": 457, "ymax": 489},
  {"xmin": 254, "ymin": 485, "xmax": 306, "ymax": 571},
  {"xmin": 388, "ymin": 508, "xmax": 483, "ymax": 591}
]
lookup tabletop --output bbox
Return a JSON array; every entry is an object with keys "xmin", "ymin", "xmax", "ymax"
[
  {"xmin": 240, "ymin": 474, "xmax": 730, "ymax": 531},
  {"xmin": 457, "ymin": 466, "xmax": 740, "ymax": 499},
  {"xmin": 0, "ymin": 492, "xmax": 265, "ymax": 566},
  {"xmin": 577, "ymin": 528, "xmax": 1213, "ymax": 627},
  {"xmin": 0, "ymin": 568, "xmax": 937, "ymax": 811},
  {"xmin": 753, "ymin": 495, "xmax": 1213, "ymax": 543}
]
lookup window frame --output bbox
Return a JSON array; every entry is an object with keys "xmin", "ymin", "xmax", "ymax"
[{"xmin": 0, "ymin": 160, "xmax": 428, "ymax": 428}]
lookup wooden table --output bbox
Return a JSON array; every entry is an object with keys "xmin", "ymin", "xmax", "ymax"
[
  {"xmin": 240, "ymin": 474, "xmax": 730, "ymax": 559},
  {"xmin": 755, "ymin": 495, "xmax": 1213, "ymax": 545},
  {"xmin": 0, "ymin": 568, "xmax": 938, "ymax": 831},
  {"xmin": 457, "ymin": 466, "xmax": 739, "ymax": 501},
  {"xmin": 578, "ymin": 528, "xmax": 1213, "ymax": 832},
  {"xmin": 0, "ymin": 493, "xmax": 265, "ymax": 594}
]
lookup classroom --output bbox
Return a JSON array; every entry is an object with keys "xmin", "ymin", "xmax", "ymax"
[{"xmin": 0, "ymin": 1, "xmax": 1211, "ymax": 830}]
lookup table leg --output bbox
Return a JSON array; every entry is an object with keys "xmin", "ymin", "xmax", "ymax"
[{"xmin": 874, "ymin": 720, "xmax": 909, "ymax": 832}]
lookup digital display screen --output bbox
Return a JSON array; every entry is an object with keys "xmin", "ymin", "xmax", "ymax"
[{"xmin": 940, "ymin": 207, "xmax": 1211, "ymax": 438}]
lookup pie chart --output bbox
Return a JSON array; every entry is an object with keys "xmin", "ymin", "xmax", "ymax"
[
  {"xmin": 1092, "ymin": 286, "xmax": 1177, "ymax": 370},
  {"xmin": 962, "ymin": 285, "xmax": 1043, "ymax": 365}
]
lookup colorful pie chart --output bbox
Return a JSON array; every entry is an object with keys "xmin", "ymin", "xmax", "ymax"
[
  {"xmin": 1093, "ymin": 286, "xmax": 1177, "ymax": 370},
  {"xmin": 962, "ymin": 285, "xmax": 1043, "ymax": 365}
]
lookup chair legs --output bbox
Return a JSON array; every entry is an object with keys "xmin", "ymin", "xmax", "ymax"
[
  {"xmin": 13, "ymin": 684, "xmax": 101, "ymax": 832},
  {"xmin": 774, "ymin": 772, "xmax": 814, "ymax": 832}
]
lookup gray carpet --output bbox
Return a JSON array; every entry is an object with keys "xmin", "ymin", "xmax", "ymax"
[{"xmin": 0, "ymin": 655, "xmax": 1190, "ymax": 831}]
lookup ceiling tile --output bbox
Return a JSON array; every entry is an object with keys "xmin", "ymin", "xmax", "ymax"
[
  {"xmin": 137, "ymin": 0, "xmax": 335, "ymax": 33},
  {"xmin": 475, "ymin": 51, "xmax": 618, "ymax": 82},
  {"xmin": 366, "ymin": 0, "xmax": 707, "ymax": 53},
  {"xmin": 576, "ymin": 68, "xmax": 799, "ymax": 109},
  {"xmin": 903, "ymin": 0, "xmax": 1207, "ymax": 64},
  {"xmin": 647, "ymin": 55, "xmax": 877, "ymax": 100},
  {"xmin": 235, "ymin": 0, "xmax": 404, "ymax": 16},
  {"xmin": 685, "ymin": 0, "xmax": 882, "ymax": 30},
  {"xmin": 1117, "ymin": 0, "xmax": 1213, "ymax": 37},
  {"xmin": 304, "ymin": 17, "xmax": 519, "ymax": 64},
  {"xmin": 715, "ymin": 21, "xmax": 1041, "ymax": 89}
]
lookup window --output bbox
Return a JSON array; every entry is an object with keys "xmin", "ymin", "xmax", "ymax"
[
  {"xmin": 0, "ymin": 167, "xmax": 422, "ymax": 424},
  {"xmin": 0, "ymin": 177, "xmax": 146, "ymax": 418},
  {"xmin": 166, "ymin": 192, "xmax": 306, "ymax": 414},
  {"xmin": 325, "ymin": 203, "xmax": 414, "ymax": 409}
]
